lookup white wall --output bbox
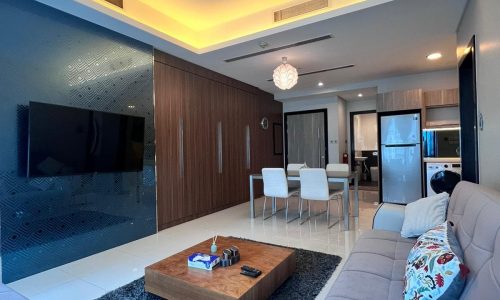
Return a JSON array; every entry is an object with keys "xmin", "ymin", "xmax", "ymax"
[
  {"xmin": 354, "ymin": 113, "xmax": 378, "ymax": 151},
  {"xmin": 376, "ymin": 69, "xmax": 458, "ymax": 93},
  {"xmin": 345, "ymin": 97, "xmax": 377, "ymax": 168},
  {"xmin": 283, "ymin": 97, "xmax": 341, "ymax": 163},
  {"xmin": 282, "ymin": 69, "xmax": 460, "ymax": 168},
  {"xmin": 457, "ymin": 0, "xmax": 500, "ymax": 190},
  {"xmin": 276, "ymin": 69, "xmax": 459, "ymax": 101}
]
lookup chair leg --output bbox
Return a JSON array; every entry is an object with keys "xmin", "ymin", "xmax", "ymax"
[
  {"xmin": 286, "ymin": 196, "xmax": 300, "ymax": 223},
  {"xmin": 327, "ymin": 199, "xmax": 340, "ymax": 229},
  {"xmin": 300, "ymin": 200, "xmax": 312, "ymax": 225},
  {"xmin": 262, "ymin": 196, "xmax": 268, "ymax": 220},
  {"xmin": 285, "ymin": 198, "xmax": 289, "ymax": 222},
  {"xmin": 326, "ymin": 201, "xmax": 330, "ymax": 227},
  {"xmin": 263, "ymin": 196, "xmax": 275, "ymax": 220}
]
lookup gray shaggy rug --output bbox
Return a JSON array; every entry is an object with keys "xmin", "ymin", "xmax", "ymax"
[{"xmin": 95, "ymin": 241, "xmax": 341, "ymax": 300}]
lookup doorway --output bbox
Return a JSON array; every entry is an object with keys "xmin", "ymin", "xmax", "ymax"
[
  {"xmin": 350, "ymin": 110, "xmax": 378, "ymax": 190},
  {"xmin": 459, "ymin": 35, "xmax": 479, "ymax": 183},
  {"xmin": 285, "ymin": 109, "xmax": 328, "ymax": 168}
]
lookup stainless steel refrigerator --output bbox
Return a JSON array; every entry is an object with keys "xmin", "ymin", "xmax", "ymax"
[{"xmin": 380, "ymin": 112, "xmax": 423, "ymax": 204}]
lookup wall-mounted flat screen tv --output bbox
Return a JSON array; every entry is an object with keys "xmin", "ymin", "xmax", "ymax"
[{"xmin": 28, "ymin": 101, "xmax": 145, "ymax": 177}]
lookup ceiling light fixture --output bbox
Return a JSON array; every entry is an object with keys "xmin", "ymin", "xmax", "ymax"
[
  {"xmin": 427, "ymin": 52, "xmax": 442, "ymax": 60},
  {"xmin": 318, "ymin": 81, "xmax": 324, "ymax": 87},
  {"xmin": 273, "ymin": 57, "xmax": 298, "ymax": 90},
  {"xmin": 358, "ymin": 93, "xmax": 363, "ymax": 98},
  {"xmin": 259, "ymin": 41, "xmax": 269, "ymax": 49}
]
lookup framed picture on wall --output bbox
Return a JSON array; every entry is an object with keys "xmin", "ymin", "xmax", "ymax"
[{"xmin": 273, "ymin": 123, "xmax": 283, "ymax": 155}]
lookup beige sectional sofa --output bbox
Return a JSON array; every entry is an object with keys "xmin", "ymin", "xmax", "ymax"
[{"xmin": 327, "ymin": 181, "xmax": 500, "ymax": 300}]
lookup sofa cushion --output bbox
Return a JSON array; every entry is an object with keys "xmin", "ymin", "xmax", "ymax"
[
  {"xmin": 404, "ymin": 222, "xmax": 469, "ymax": 300},
  {"xmin": 401, "ymin": 192, "xmax": 449, "ymax": 238},
  {"xmin": 326, "ymin": 230, "xmax": 416, "ymax": 300}
]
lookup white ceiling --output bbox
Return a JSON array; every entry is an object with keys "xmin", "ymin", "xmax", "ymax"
[
  {"xmin": 38, "ymin": 0, "xmax": 467, "ymax": 100},
  {"xmin": 202, "ymin": 0, "xmax": 467, "ymax": 100}
]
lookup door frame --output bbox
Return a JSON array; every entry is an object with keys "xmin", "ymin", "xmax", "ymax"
[
  {"xmin": 349, "ymin": 110, "xmax": 377, "ymax": 171},
  {"xmin": 458, "ymin": 35, "xmax": 479, "ymax": 183},
  {"xmin": 284, "ymin": 109, "xmax": 328, "ymax": 167}
]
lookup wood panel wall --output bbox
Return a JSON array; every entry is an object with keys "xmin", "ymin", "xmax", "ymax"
[{"xmin": 154, "ymin": 50, "xmax": 282, "ymax": 230}]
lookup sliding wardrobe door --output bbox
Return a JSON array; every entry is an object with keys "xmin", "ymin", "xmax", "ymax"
[
  {"xmin": 183, "ymin": 73, "xmax": 213, "ymax": 216},
  {"xmin": 154, "ymin": 63, "xmax": 185, "ymax": 229}
]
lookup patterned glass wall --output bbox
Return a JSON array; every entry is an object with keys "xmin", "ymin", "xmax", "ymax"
[{"xmin": 0, "ymin": 0, "xmax": 156, "ymax": 283}]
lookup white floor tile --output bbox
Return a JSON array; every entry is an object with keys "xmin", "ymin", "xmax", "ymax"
[
  {"xmin": 29, "ymin": 280, "xmax": 105, "ymax": 300},
  {"xmin": 7, "ymin": 267, "xmax": 76, "ymax": 298},
  {"xmin": 8, "ymin": 190, "xmax": 378, "ymax": 300}
]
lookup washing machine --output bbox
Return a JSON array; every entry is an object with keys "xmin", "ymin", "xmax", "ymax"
[{"xmin": 426, "ymin": 162, "xmax": 461, "ymax": 196}]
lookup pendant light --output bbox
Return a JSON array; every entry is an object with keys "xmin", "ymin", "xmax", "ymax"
[{"xmin": 273, "ymin": 57, "xmax": 298, "ymax": 90}]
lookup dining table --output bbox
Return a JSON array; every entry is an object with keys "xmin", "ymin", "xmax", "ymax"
[{"xmin": 249, "ymin": 170, "xmax": 359, "ymax": 230}]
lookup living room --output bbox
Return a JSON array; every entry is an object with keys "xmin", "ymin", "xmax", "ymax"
[{"xmin": 1, "ymin": 0, "xmax": 499, "ymax": 299}]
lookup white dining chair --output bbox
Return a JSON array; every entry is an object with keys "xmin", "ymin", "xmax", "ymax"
[
  {"xmin": 286, "ymin": 163, "xmax": 307, "ymax": 176},
  {"xmin": 262, "ymin": 168, "xmax": 299, "ymax": 222},
  {"xmin": 326, "ymin": 163, "xmax": 349, "ymax": 172},
  {"xmin": 326, "ymin": 163, "xmax": 348, "ymax": 197},
  {"xmin": 287, "ymin": 163, "xmax": 306, "ymax": 189},
  {"xmin": 299, "ymin": 168, "xmax": 342, "ymax": 228}
]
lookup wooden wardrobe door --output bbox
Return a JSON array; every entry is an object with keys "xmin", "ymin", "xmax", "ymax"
[
  {"xmin": 155, "ymin": 63, "xmax": 185, "ymax": 230},
  {"xmin": 183, "ymin": 73, "xmax": 213, "ymax": 217}
]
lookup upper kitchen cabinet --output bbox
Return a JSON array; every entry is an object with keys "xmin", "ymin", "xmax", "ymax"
[
  {"xmin": 376, "ymin": 89, "xmax": 423, "ymax": 112},
  {"xmin": 424, "ymin": 88, "xmax": 459, "ymax": 108}
]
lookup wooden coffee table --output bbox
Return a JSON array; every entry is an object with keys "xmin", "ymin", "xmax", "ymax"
[{"xmin": 145, "ymin": 236, "xmax": 296, "ymax": 300}]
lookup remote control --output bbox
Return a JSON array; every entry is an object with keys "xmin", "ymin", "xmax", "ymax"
[
  {"xmin": 240, "ymin": 270, "xmax": 261, "ymax": 278},
  {"xmin": 241, "ymin": 265, "xmax": 261, "ymax": 274}
]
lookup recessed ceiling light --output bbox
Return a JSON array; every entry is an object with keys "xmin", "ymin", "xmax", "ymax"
[
  {"xmin": 358, "ymin": 93, "xmax": 363, "ymax": 98},
  {"xmin": 318, "ymin": 81, "xmax": 324, "ymax": 87},
  {"xmin": 427, "ymin": 52, "xmax": 442, "ymax": 60}
]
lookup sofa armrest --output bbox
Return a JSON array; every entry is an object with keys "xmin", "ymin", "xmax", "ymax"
[{"xmin": 372, "ymin": 203, "xmax": 406, "ymax": 232}]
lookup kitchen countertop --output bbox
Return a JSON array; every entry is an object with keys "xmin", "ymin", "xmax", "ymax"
[{"xmin": 423, "ymin": 157, "xmax": 461, "ymax": 163}]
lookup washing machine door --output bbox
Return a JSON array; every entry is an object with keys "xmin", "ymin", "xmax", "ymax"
[{"xmin": 430, "ymin": 170, "xmax": 461, "ymax": 195}]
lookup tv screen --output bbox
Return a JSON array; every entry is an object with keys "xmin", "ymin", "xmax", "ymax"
[{"xmin": 28, "ymin": 102, "xmax": 145, "ymax": 177}]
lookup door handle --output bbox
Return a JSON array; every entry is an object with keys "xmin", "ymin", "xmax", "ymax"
[
  {"xmin": 179, "ymin": 118, "xmax": 184, "ymax": 178},
  {"xmin": 245, "ymin": 125, "xmax": 251, "ymax": 170},
  {"xmin": 217, "ymin": 121, "xmax": 223, "ymax": 174}
]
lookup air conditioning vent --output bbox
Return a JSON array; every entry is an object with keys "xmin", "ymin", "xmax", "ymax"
[
  {"xmin": 104, "ymin": 0, "xmax": 123, "ymax": 9},
  {"xmin": 225, "ymin": 35, "xmax": 333, "ymax": 63},
  {"xmin": 274, "ymin": 0, "xmax": 329, "ymax": 22}
]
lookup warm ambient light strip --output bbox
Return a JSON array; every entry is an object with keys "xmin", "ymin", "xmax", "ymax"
[
  {"xmin": 89, "ymin": 0, "xmax": 368, "ymax": 51},
  {"xmin": 423, "ymin": 127, "xmax": 460, "ymax": 131}
]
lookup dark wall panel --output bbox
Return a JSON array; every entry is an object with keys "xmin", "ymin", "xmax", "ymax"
[{"xmin": 0, "ymin": 0, "xmax": 156, "ymax": 283}]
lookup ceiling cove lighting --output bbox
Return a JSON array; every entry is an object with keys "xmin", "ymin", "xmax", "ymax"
[
  {"xmin": 427, "ymin": 52, "xmax": 443, "ymax": 60},
  {"xmin": 273, "ymin": 57, "xmax": 298, "ymax": 90},
  {"xmin": 318, "ymin": 81, "xmax": 324, "ymax": 87}
]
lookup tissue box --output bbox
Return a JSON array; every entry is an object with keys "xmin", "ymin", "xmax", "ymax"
[{"xmin": 187, "ymin": 253, "xmax": 220, "ymax": 270}]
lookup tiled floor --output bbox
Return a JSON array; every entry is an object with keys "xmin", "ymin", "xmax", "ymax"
[{"xmin": 7, "ymin": 191, "xmax": 379, "ymax": 300}]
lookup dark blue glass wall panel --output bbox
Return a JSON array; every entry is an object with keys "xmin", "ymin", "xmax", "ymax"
[{"xmin": 0, "ymin": 0, "xmax": 156, "ymax": 283}]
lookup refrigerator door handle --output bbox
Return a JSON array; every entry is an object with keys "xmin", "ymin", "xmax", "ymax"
[{"xmin": 384, "ymin": 143, "xmax": 418, "ymax": 148}]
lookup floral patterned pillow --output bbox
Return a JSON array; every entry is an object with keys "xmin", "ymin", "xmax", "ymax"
[{"xmin": 404, "ymin": 221, "xmax": 470, "ymax": 300}]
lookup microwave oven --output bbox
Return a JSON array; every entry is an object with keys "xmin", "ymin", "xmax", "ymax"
[{"xmin": 422, "ymin": 128, "xmax": 460, "ymax": 158}]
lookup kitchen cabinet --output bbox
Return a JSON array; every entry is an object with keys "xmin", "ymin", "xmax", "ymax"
[
  {"xmin": 154, "ymin": 50, "xmax": 282, "ymax": 230},
  {"xmin": 424, "ymin": 88, "xmax": 459, "ymax": 108},
  {"xmin": 376, "ymin": 89, "xmax": 423, "ymax": 112}
]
